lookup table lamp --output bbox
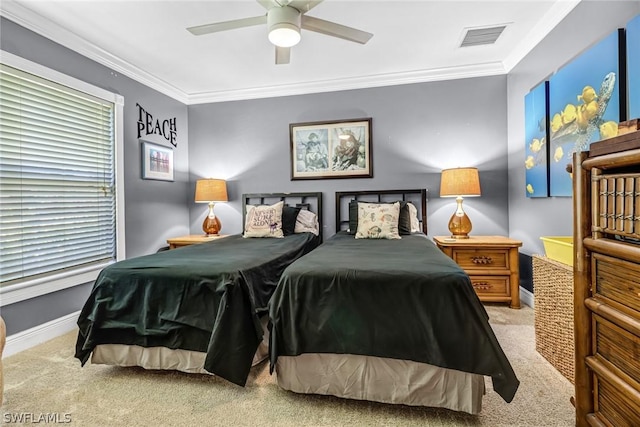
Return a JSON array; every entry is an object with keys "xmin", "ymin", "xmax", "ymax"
[
  {"xmin": 195, "ymin": 178, "xmax": 228, "ymax": 235},
  {"xmin": 440, "ymin": 167, "xmax": 481, "ymax": 239}
]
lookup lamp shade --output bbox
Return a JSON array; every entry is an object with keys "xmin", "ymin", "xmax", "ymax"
[
  {"xmin": 440, "ymin": 167, "xmax": 481, "ymax": 197},
  {"xmin": 195, "ymin": 179, "xmax": 228, "ymax": 203}
]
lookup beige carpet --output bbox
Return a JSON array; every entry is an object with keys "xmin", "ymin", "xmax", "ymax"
[{"xmin": 1, "ymin": 305, "xmax": 575, "ymax": 426}]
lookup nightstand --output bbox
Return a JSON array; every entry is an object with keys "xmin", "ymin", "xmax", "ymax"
[
  {"xmin": 166, "ymin": 234, "xmax": 228, "ymax": 249},
  {"xmin": 433, "ymin": 235, "xmax": 522, "ymax": 309}
]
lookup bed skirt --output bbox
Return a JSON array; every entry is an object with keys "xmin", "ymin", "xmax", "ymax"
[
  {"xmin": 275, "ymin": 353, "xmax": 485, "ymax": 415},
  {"xmin": 90, "ymin": 316, "xmax": 269, "ymax": 374}
]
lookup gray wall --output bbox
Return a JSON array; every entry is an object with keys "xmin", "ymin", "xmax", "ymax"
[
  {"xmin": 188, "ymin": 77, "xmax": 510, "ymax": 240},
  {"xmin": 507, "ymin": 1, "xmax": 640, "ymax": 256},
  {"xmin": 3, "ymin": 1, "xmax": 639, "ymax": 336},
  {"xmin": 1, "ymin": 17, "xmax": 190, "ymax": 335}
]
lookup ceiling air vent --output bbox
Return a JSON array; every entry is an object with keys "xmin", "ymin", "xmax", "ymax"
[{"xmin": 460, "ymin": 25, "xmax": 506, "ymax": 47}]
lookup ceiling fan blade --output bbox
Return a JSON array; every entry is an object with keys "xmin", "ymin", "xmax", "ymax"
[
  {"xmin": 287, "ymin": 1, "xmax": 323, "ymax": 13},
  {"xmin": 259, "ymin": 0, "xmax": 322, "ymax": 11},
  {"xmin": 301, "ymin": 15, "xmax": 373, "ymax": 44},
  {"xmin": 187, "ymin": 15, "xmax": 267, "ymax": 36},
  {"xmin": 275, "ymin": 46, "xmax": 291, "ymax": 64},
  {"xmin": 256, "ymin": 0, "xmax": 275, "ymax": 10}
]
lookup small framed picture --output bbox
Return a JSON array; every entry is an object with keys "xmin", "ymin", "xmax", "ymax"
[
  {"xmin": 141, "ymin": 140, "xmax": 174, "ymax": 181},
  {"xmin": 290, "ymin": 118, "xmax": 372, "ymax": 180}
]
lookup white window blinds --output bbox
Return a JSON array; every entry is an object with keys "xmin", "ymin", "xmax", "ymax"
[{"xmin": 0, "ymin": 63, "xmax": 117, "ymax": 286}]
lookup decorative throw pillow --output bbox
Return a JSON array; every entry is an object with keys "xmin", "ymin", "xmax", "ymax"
[
  {"xmin": 243, "ymin": 201, "xmax": 284, "ymax": 238},
  {"xmin": 355, "ymin": 202, "xmax": 401, "ymax": 239},
  {"xmin": 282, "ymin": 205, "xmax": 302, "ymax": 236},
  {"xmin": 294, "ymin": 209, "xmax": 319, "ymax": 236},
  {"xmin": 407, "ymin": 202, "xmax": 421, "ymax": 233},
  {"xmin": 349, "ymin": 200, "xmax": 412, "ymax": 235},
  {"xmin": 348, "ymin": 200, "xmax": 359, "ymax": 234},
  {"xmin": 397, "ymin": 202, "xmax": 412, "ymax": 235}
]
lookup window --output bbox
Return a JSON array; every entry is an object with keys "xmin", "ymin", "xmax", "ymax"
[{"xmin": 0, "ymin": 52, "xmax": 124, "ymax": 305}]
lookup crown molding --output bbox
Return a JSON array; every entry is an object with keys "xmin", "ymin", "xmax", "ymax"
[
  {"xmin": 188, "ymin": 61, "xmax": 507, "ymax": 104},
  {"xmin": 2, "ymin": 0, "xmax": 572, "ymax": 106},
  {"xmin": 0, "ymin": 1, "xmax": 190, "ymax": 104},
  {"xmin": 502, "ymin": 0, "xmax": 581, "ymax": 72}
]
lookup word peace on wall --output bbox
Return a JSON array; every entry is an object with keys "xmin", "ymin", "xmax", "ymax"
[{"xmin": 136, "ymin": 103, "xmax": 177, "ymax": 147}]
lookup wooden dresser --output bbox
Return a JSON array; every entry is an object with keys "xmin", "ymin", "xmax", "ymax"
[
  {"xmin": 433, "ymin": 235, "xmax": 522, "ymax": 309},
  {"xmin": 573, "ymin": 129, "xmax": 640, "ymax": 426}
]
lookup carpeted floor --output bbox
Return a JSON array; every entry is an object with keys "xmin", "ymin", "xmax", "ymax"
[{"xmin": 1, "ymin": 305, "xmax": 575, "ymax": 426}]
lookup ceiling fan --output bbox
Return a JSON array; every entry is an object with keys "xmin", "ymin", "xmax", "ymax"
[{"xmin": 187, "ymin": 0, "xmax": 373, "ymax": 65}]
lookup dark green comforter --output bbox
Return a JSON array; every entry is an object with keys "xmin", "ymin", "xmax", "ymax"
[
  {"xmin": 75, "ymin": 233, "xmax": 318, "ymax": 386},
  {"xmin": 268, "ymin": 232, "xmax": 519, "ymax": 403}
]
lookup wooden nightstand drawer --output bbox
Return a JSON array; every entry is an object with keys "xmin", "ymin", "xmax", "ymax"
[
  {"xmin": 452, "ymin": 249, "xmax": 509, "ymax": 271},
  {"xmin": 468, "ymin": 275, "xmax": 509, "ymax": 296},
  {"xmin": 433, "ymin": 236, "xmax": 522, "ymax": 309}
]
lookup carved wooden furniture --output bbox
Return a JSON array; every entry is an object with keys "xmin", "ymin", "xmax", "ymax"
[
  {"xmin": 434, "ymin": 235, "xmax": 522, "ymax": 309},
  {"xmin": 573, "ymin": 130, "xmax": 640, "ymax": 426}
]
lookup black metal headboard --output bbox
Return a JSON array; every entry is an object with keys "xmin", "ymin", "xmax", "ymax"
[
  {"xmin": 335, "ymin": 189, "xmax": 427, "ymax": 235},
  {"xmin": 242, "ymin": 192, "xmax": 323, "ymax": 241}
]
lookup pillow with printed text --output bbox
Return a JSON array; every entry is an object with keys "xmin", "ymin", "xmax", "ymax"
[{"xmin": 243, "ymin": 201, "xmax": 284, "ymax": 238}]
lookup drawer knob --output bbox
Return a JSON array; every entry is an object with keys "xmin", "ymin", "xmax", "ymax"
[
  {"xmin": 472, "ymin": 282, "xmax": 492, "ymax": 290},
  {"xmin": 471, "ymin": 256, "xmax": 493, "ymax": 264}
]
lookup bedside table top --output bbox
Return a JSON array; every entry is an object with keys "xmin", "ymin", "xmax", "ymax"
[
  {"xmin": 166, "ymin": 234, "xmax": 229, "ymax": 245},
  {"xmin": 433, "ymin": 235, "xmax": 522, "ymax": 248}
]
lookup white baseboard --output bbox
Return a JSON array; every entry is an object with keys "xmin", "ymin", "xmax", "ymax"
[
  {"xmin": 520, "ymin": 286, "xmax": 534, "ymax": 309},
  {"xmin": 4, "ymin": 310, "xmax": 80, "ymax": 357}
]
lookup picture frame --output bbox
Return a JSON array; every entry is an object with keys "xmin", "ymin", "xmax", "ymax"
[
  {"xmin": 290, "ymin": 118, "xmax": 372, "ymax": 180},
  {"xmin": 524, "ymin": 80, "xmax": 550, "ymax": 198},
  {"xmin": 627, "ymin": 14, "xmax": 640, "ymax": 120},
  {"xmin": 548, "ymin": 29, "xmax": 623, "ymax": 196},
  {"xmin": 141, "ymin": 140, "xmax": 174, "ymax": 181}
]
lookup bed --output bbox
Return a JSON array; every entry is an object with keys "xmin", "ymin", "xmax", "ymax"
[
  {"xmin": 268, "ymin": 189, "xmax": 519, "ymax": 414},
  {"xmin": 75, "ymin": 192, "xmax": 322, "ymax": 386}
]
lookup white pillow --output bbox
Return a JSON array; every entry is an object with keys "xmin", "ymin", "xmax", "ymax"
[
  {"xmin": 355, "ymin": 202, "xmax": 401, "ymax": 239},
  {"xmin": 243, "ymin": 201, "xmax": 284, "ymax": 238},
  {"xmin": 407, "ymin": 202, "xmax": 421, "ymax": 233},
  {"xmin": 294, "ymin": 209, "xmax": 319, "ymax": 236}
]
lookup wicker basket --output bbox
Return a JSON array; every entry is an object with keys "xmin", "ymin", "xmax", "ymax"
[{"xmin": 532, "ymin": 255, "xmax": 575, "ymax": 384}]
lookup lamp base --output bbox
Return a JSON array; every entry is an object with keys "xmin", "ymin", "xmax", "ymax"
[
  {"xmin": 202, "ymin": 202, "xmax": 221, "ymax": 235},
  {"xmin": 448, "ymin": 197, "xmax": 472, "ymax": 239},
  {"xmin": 202, "ymin": 216, "xmax": 221, "ymax": 236}
]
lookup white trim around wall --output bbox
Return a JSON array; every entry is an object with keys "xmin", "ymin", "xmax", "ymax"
[
  {"xmin": 4, "ymin": 311, "xmax": 80, "ymax": 358},
  {"xmin": 520, "ymin": 286, "xmax": 534, "ymax": 309},
  {"xmin": 0, "ymin": 0, "xmax": 580, "ymax": 105}
]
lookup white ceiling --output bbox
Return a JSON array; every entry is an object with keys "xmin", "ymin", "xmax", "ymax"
[{"xmin": 1, "ymin": 0, "xmax": 581, "ymax": 104}]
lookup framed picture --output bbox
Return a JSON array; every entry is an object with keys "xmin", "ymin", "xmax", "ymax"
[
  {"xmin": 548, "ymin": 29, "xmax": 623, "ymax": 196},
  {"xmin": 627, "ymin": 14, "xmax": 640, "ymax": 120},
  {"xmin": 524, "ymin": 81, "xmax": 550, "ymax": 198},
  {"xmin": 290, "ymin": 118, "xmax": 372, "ymax": 180},
  {"xmin": 141, "ymin": 140, "xmax": 174, "ymax": 181}
]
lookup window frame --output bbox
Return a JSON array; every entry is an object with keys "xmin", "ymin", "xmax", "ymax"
[{"xmin": 0, "ymin": 50, "xmax": 125, "ymax": 306}]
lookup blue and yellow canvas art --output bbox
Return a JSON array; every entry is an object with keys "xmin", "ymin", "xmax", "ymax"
[
  {"xmin": 524, "ymin": 81, "xmax": 549, "ymax": 198},
  {"xmin": 628, "ymin": 14, "xmax": 640, "ymax": 120},
  {"xmin": 549, "ymin": 30, "xmax": 621, "ymax": 197}
]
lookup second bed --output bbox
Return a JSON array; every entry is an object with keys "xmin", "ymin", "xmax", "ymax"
[{"xmin": 268, "ymin": 189, "xmax": 519, "ymax": 414}]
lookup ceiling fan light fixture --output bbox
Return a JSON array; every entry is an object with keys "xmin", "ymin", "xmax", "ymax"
[
  {"xmin": 268, "ymin": 6, "xmax": 302, "ymax": 47},
  {"xmin": 269, "ymin": 25, "xmax": 301, "ymax": 47}
]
